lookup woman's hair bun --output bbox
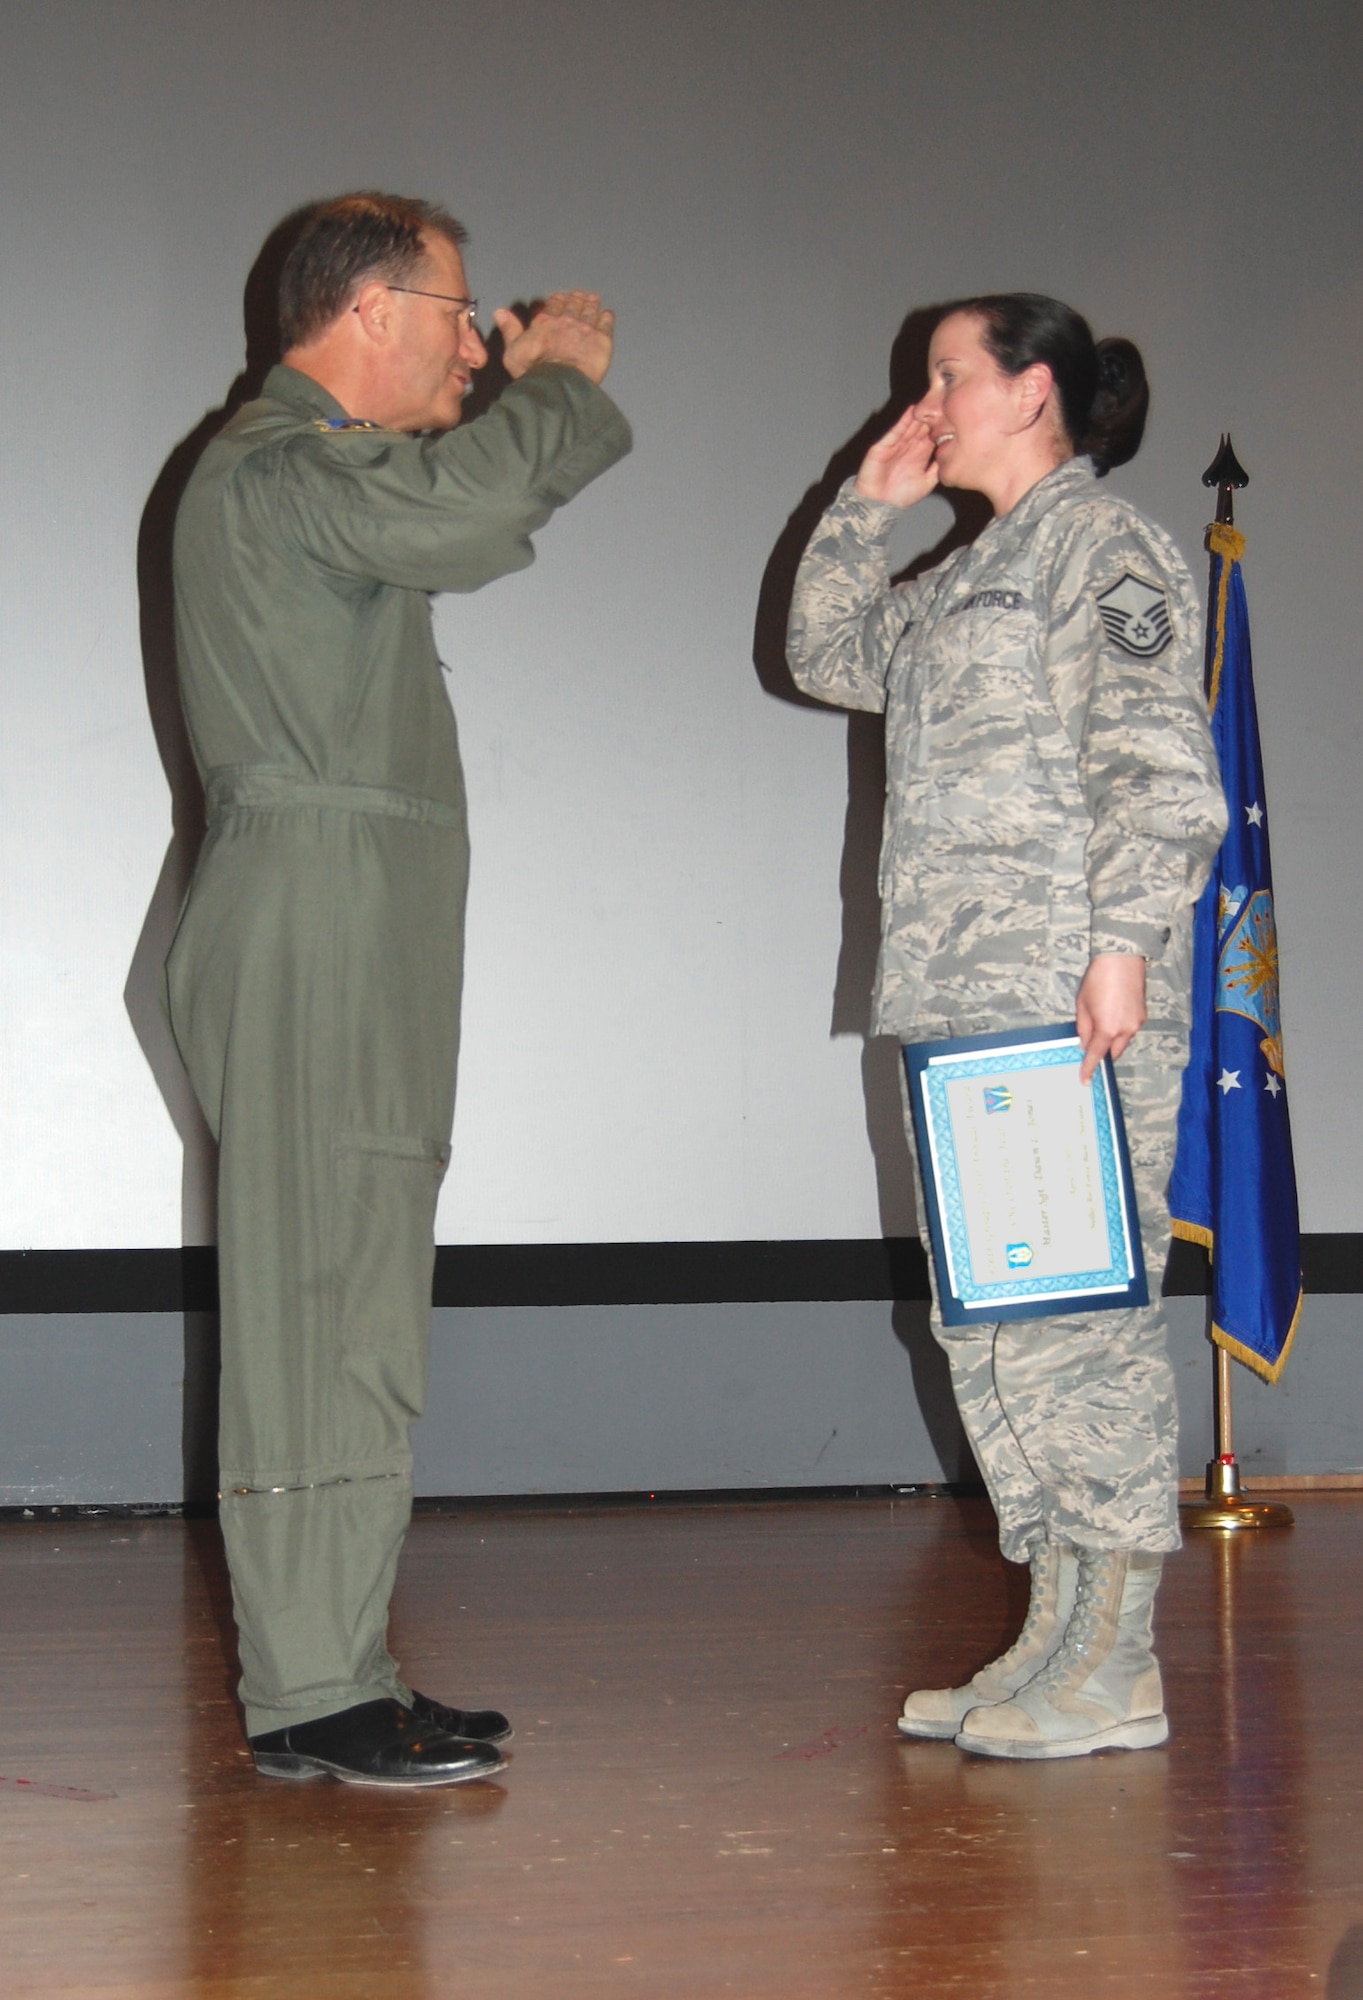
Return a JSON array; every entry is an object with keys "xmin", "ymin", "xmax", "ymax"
[{"xmin": 1083, "ymin": 336, "xmax": 1149, "ymax": 474}]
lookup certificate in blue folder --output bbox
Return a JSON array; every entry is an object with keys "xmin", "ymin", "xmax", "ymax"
[{"xmin": 902, "ymin": 1025, "xmax": 1147, "ymax": 1326}]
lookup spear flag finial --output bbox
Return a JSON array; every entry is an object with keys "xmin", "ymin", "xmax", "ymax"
[{"xmin": 1202, "ymin": 435, "xmax": 1250, "ymax": 526}]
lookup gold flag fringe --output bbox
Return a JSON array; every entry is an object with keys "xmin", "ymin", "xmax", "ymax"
[{"xmin": 1170, "ymin": 1214, "xmax": 1303, "ymax": 1384}]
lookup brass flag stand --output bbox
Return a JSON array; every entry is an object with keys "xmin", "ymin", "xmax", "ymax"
[
  {"xmin": 1182, "ymin": 1340, "xmax": 1293, "ymax": 1530},
  {"xmin": 1179, "ymin": 436, "xmax": 1293, "ymax": 1534}
]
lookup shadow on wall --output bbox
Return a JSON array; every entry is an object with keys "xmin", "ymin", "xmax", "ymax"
[
  {"xmin": 891, "ymin": 1300, "xmax": 977, "ymax": 1485},
  {"xmin": 461, "ymin": 301, "xmax": 540, "ymax": 424},
  {"xmin": 124, "ymin": 205, "xmax": 319, "ymax": 1505},
  {"xmin": 751, "ymin": 303, "xmax": 991, "ymax": 1240}
]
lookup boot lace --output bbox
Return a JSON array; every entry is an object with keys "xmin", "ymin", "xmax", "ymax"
[
  {"xmin": 1030, "ymin": 1549, "xmax": 1120, "ymax": 1695},
  {"xmin": 989, "ymin": 1540, "xmax": 1062, "ymax": 1676}
]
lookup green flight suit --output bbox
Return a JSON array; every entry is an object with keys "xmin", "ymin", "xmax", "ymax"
[{"xmin": 166, "ymin": 361, "xmax": 631, "ymax": 1736}]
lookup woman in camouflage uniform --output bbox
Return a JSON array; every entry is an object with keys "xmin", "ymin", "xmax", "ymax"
[{"xmin": 787, "ymin": 295, "xmax": 1227, "ymax": 1759}]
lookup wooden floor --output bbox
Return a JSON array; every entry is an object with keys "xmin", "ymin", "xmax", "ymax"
[{"xmin": 3, "ymin": 1494, "xmax": 1363, "ymax": 1999}]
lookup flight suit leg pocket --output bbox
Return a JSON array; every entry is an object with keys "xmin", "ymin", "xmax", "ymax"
[{"xmin": 331, "ymin": 1132, "xmax": 449, "ymax": 1435}]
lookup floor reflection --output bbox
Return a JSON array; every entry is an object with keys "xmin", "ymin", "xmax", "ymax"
[
  {"xmin": 184, "ymin": 1774, "xmax": 508, "ymax": 1995},
  {"xmin": 5, "ymin": 1497, "xmax": 1363, "ymax": 1997},
  {"xmin": 1171, "ymin": 1527, "xmax": 1307, "ymax": 1996},
  {"xmin": 179, "ymin": 1515, "xmax": 509, "ymax": 1996}
]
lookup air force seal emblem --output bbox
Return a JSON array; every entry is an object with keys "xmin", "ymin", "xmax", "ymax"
[
  {"xmin": 1095, "ymin": 572, "xmax": 1173, "ymax": 658},
  {"xmin": 1217, "ymin": 887, "xmax": 1285, "ymax": 1078}
]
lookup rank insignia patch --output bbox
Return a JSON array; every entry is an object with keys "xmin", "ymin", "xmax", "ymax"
[{"xmin": 1095, "ymin": 571, "xmax": 1173, "ymax": 657}]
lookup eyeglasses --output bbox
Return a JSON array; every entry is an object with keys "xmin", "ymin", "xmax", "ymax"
[{"xmin": 384, "ymin": 284, "xmax": 480, "ymax": 332}]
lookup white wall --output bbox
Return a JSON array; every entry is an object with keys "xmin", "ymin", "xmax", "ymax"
[{"xmin": 2, "ymin": 0, "xmax": 1359, "ymax": 1248}]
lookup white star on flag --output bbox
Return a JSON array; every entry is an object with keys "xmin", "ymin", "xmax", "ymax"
[
  {"xmin": 1245, "ymin": 801, "xmax": 1265, "ymax": 827},
  {"xmin": 1217, "ymin": 1069, "xmax": 1242, "ymax": 1094},
  {"xmin": 1265, "ymin": 1073, "xmax": 1283, "ymax": 1097}
]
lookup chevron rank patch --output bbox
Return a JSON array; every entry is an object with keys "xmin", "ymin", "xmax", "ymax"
[{"xmin": 1094, "ymin": 571, "xmax": 1173, "ymax": 658}]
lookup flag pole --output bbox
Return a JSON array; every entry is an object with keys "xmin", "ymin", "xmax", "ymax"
[
  {"xmin": 1183, "ymin": 1332, "xmax": 1294, "ymax": 1529},
  {"xmin": 1180, "ymin": 437, "xmax": 1292, "ymax": 1532}
]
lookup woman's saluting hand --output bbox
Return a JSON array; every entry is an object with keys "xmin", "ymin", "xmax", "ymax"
[{"xmin": 855, "ymin": 403, "xmax": 940, "ymax": 510}]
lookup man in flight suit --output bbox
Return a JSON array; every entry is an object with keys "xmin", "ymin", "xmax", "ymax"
[{"xmin": 167, "ymin": 193, "xmax": 631, "ymax": 1786}]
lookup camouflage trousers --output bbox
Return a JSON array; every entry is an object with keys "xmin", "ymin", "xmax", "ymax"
[{"xmin": 904, "ymin": 1030, "xmax": 1188, "ymax": 1560}]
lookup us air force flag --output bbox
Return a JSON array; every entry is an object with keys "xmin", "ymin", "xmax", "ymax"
[{"xmin": 1169, "ymin": 521, "xmax": 1303, "ymax": 1381}]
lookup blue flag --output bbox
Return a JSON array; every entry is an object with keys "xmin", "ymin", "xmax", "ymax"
[{"xmin": 1169, "ymin": 521, "xmax": 1302, "ymax": 1381}]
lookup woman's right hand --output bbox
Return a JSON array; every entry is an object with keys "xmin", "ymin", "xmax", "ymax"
[{"xmin": 855, "ymin": 403, "xmax": 940, "ymax": 509}]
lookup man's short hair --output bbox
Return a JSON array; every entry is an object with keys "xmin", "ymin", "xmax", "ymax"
[{"xmin": 278, "ymin": 193, "xmax": 468, "ymax": 350}]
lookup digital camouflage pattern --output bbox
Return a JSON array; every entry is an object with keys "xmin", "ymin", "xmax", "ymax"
[
  {"xmin": 787, "ymin": 458, "xmax": 1227, "ymax": 1044},
  {"xmin": 789, "ymin": 457, "xmax": 1227, "ymax": 1555}
]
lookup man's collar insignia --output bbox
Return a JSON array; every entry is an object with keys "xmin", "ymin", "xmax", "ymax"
[
  {"xmin": 1095, "ymin": 571, "xmax": 1173, "ymax": 657},
  {"xmin": 312, "ymin": 416, "xmax": 383, "ymax": 432}
]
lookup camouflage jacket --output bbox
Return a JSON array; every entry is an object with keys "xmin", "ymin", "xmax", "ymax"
[{"xmin": 787, "ymin": 458, "xmax": 1228, "ymax": 1040}]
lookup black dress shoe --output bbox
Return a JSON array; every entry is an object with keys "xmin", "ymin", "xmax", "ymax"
[
  {"xmin": 408, "ymin": 1689, "xmax": 513, "ymax": 1743},
  {"xmin": 250, "ymin": 1697, "xmax": 506, "ymax": 1786}
]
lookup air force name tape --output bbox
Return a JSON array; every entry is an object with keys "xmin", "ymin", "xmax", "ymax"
[{"xmin": 1095, "ymin": 571, "xmax": 1173, "ymax": 658}]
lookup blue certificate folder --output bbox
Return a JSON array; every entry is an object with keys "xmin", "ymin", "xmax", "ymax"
[{"xmin": 902, "ymin": 1024, "xmax": 1148, "ymax": 1326}]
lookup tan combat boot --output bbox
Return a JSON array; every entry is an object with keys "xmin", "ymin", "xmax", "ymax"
[
  {"xmin": 897, "ymin": 1538, "xmax": 1078, "ymax": 1740},
  {"xmin": 955, "ymin": 1548, "xmax": 1167, "ymax": 1760}
]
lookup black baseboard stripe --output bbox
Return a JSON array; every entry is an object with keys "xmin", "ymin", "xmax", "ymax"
[
  {"xmin": 0, "ymin": 1235, "xmax": 1358, "ymax": 1314},
  {"xmin": 0, "ymin": 1483, "xmax": 984, "ymax": 1524},
  {"xmin": 434, "ymin": 1238, "xmax": 937, "ymax": 1307}
]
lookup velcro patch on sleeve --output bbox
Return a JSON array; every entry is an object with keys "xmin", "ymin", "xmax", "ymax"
[{"xmin": 1094, "ymin": 571, "xmax": 1173, "ymax": 657}]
